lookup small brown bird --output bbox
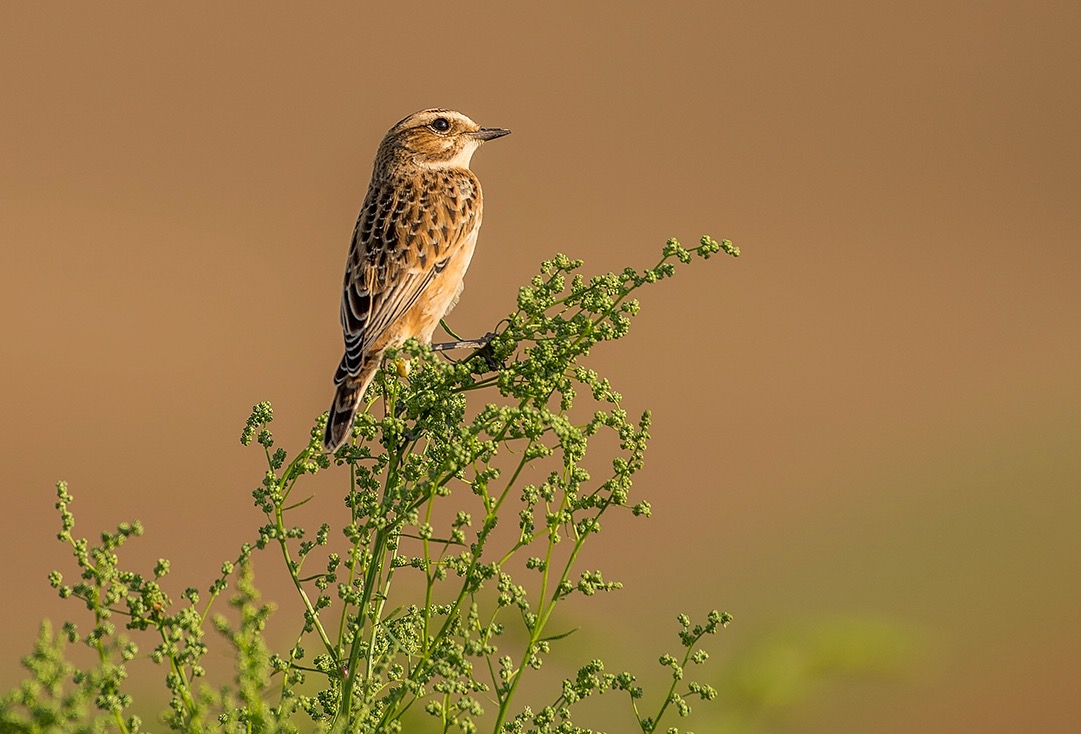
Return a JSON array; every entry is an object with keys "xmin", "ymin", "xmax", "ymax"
[{"xmin": 323, "ymin": 109, "xmax": 510, "ymax": 451}]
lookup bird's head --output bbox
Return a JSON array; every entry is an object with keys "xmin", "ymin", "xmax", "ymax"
[{"xmin": 375, "ymin": 109, "xmax": 510, "ymax": 175}]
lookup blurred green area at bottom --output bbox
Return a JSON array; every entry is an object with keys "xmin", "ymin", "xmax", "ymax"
[{"xmin": 700, "ymin": 616, "xmax": 923, "ymax": 734}]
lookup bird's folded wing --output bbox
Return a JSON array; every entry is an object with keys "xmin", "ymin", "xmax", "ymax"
[{"xmin": 337, "ymin": 179, "xmax": 472, "ymax": 381}]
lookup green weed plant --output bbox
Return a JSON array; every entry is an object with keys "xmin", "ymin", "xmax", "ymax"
[{"xmin": 3, "ymin": 236, "xmax": 739, "ymax": 734}]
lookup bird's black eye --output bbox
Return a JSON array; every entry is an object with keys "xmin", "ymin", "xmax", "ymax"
[{"xmin": 430, "ymin": 117, "xmax": 451, "ymax": 132}]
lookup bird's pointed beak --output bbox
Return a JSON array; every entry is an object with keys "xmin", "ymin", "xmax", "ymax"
[{"xmin": 472, "ymin": 127, "xmax": 511, "ymax": 141}]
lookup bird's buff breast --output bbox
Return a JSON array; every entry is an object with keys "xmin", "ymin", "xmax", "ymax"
[{"xmin": 390, "ymin": 221, "xmax": 480, "ymax": 346}]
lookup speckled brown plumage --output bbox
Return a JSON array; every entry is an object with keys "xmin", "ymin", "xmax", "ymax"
[{"xmin": 324, "ymin": 109, "xmax": 510, "ymax": 451}]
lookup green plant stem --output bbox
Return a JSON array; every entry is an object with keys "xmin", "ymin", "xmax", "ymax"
[
  {"xmin": 271, "ymin": 459, "xmax": 336, "ymax": 660},
  {"xmin": 339, "ymin": 379, "xmax": 407, "ymax": 720},
  {"xmin": 91, "ymin": 597, "xmax": 131, "ymax": 734},
  {"xmin": 491, "ymin": 504, "xmax": 599, "ymax": 732},
  {"xmin": 638, "ymin": 628, "xmax": 709, "ymax": 732},
  {"xmin": 371, "ymin": 414, "xmax": 527, "ymax": 729}
]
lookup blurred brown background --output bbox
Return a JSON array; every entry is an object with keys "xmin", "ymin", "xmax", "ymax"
[{"xmin": 2, "ymin": 2, "xmax": 1080, "ymax": 731}]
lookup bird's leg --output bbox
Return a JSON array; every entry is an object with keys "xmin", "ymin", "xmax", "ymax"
[
  {"xmin": 432, "ymin": 320, "xmax": 494, "ymax": 352},
  {"xmin": 432, "ymin": 330, "xmax": 501, "ymax": 372},
  {"xmin": 431, "ymin": 334, "xmax": 495, "ymax": 352}
]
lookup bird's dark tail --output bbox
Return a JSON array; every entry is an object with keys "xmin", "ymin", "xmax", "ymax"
[{"xmin": 323, "ymin": 361, "xmax": 380, "ymax": 451}]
